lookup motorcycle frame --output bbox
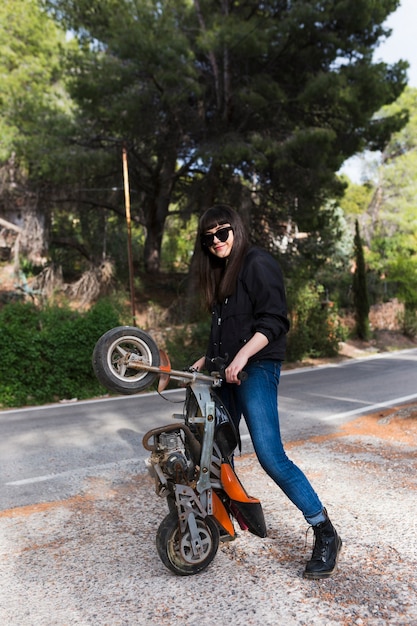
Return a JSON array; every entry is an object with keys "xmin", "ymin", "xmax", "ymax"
[
  {"xmin": 129, "ymin": 354, "xmax": 266, "ymax": 561},
  {"xmin": 129, "ymin": 357, "xmax": 231, "ymax": 552},
  {"xmin": 126, "ymin": 357, "xmax": 221, "ymax": 491}
]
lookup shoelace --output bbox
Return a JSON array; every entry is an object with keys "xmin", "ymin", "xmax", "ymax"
[{"xmin": 305, "ymin": 525, "xmax": 329, "ymax": 560}]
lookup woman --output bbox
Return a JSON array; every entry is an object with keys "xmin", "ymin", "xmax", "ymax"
[{"xmin": 192, "ymin": 204, "xmax": 342, "ymax": 579}]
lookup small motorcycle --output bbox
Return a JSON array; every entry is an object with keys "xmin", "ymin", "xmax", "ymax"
[{"xmin": 92, "ymin": 326, "xmax": 267, "ymax": 575}]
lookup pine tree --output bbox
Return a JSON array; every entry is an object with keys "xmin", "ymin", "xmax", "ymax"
[{"xmin": 42, "ymin": 0, "xmax": 408, "ymax": 273}]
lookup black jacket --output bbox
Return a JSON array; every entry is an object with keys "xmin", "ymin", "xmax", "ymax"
[{"xmin": 206, "ymin": 247, "xmax": 290, "ymax": 370}]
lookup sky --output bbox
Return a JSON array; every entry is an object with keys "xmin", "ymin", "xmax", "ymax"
[
  {"xmin": 341, "ymin": 0, "xmax": 417, "ymax": 181},
  {"xmin": 375, "ymin": 0, "xmax": 417, "ymax": 87}
]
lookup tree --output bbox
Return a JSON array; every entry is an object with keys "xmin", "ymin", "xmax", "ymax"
[
  {"xmin": 42, "ymin": 0, "xmax": 202, "ymax": 273},
  {"xmin": 341, "ymin": 88, "xmax": 417, "ymax": 306},
  {"xmin": 368, "ymin": 88, "xmax": 417, "ymax": 243},
  {"xmin": 0, "ymin": 0, "xmax": 75, "ymax": 264},
  {"xmin": 387, "ymin": 255, "xmax": 417, "ymax": 337},
  {"xmin": 41, "ymin": 0, "xmax": 408, "ymax": 274},
  {"xmin": 353, "ymin": 219, "xmax": 370, "ymax": 340},
  {"xmin": 0, "ymin": 0, "xmax": 73, "ymax": 173}
]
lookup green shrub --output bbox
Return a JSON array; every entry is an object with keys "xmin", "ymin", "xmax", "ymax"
[
  {"xmin": 398, "ymin": 307, "xmax": 417, "ymax": 338},
  {"xmin": 0, "ymin": 299, "xmax": 121, "ymax": 408},
  {"xmin": 286, "ymin": 282, "xmax": 347, "ymax": 362}
]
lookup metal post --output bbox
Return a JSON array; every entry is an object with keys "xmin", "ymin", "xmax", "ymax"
[{"xmin": 122, "ymin": 144, "xmax": 136, "ymax": 325}]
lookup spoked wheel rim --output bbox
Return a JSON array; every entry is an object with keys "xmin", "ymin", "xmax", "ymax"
[
  {"xmin": 106, "ymin": 334, "xmax": 154, "ymax": 384},
  {"xmin": 92, "ymin": 326, "xmax": 160, "ymax": 394},
  {"xmin": 156, "ymin": 512, "xmax": 220, "ymax": 575},
  {"xmin": 173, "ymin": 522, "xmax": 214, "ymax": 565}
]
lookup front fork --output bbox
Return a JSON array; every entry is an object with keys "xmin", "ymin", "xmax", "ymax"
[{"xmin": 173, "ymin": 484, "xmax": 213, "ymax": 557}]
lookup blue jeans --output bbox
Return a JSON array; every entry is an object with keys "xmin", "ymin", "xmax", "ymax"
[{"xmin": 218, "ymin": 360, "xmax": 325, "ymax": 526}]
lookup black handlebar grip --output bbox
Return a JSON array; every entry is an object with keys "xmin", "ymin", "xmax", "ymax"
[{"xmin": 237, "ymin": 371, "xmax": 248, "ymax": 382}]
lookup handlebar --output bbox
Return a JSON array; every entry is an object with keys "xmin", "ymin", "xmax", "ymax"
[{"xmin": 125, "ymin": 354, "xmax": 247, "ymax": 386}]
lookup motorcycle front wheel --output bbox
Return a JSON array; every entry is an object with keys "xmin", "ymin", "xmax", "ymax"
[
  {"xmin": 156, "ymin": 512, "xmax": 220, "ymax": 576},
  {"xmin": 92, "ymin": 326, "xmax": 160, "ymax": 394}
]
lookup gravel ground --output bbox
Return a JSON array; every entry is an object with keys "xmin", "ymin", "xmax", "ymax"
[{"xmin": 1, "ymin": 404, "xmax": 416, "ymax": 626}]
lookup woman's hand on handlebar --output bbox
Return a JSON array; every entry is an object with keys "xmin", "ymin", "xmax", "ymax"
[
  {"xmin": 225, "ymin": 332, "xmax": 268, "ymax": 384},
  {"xmin": 191, "ymin": 355, "xmax": 206, "ymax": 372},
  {"xmin": 225, "ymin": 354, "xmax": 248, "ymax": 385}
]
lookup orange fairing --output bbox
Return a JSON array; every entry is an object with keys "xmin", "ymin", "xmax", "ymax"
[
  {"xmin": 220, "ymin": 463, "xmax": 261, "ymax": 504},
  {"xmin": 157, "ymin": 349, "xmax": 172, "ymax": 392},
  {"xmin": 211, "ymin": 491, "xmax": 235, "ymax": 537}
]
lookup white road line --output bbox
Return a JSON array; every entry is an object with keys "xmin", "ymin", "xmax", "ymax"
[
  {"xmin": 281, "ymin": 347, "xmax": 417, "ymax": 375},
  {"xmin": 240, "ymin": 392, "xmax": 417, "ymax": 439},
  {"xmin": 5, "ymin": 458, "xmax": 144, "ymax": 487},
  {"xmin": 319, "ymin": 392, "xmax": 417, "ymax": 422},
  {"xmin": 0, "ymin": 388, "xmax": 184, "ymax": 415}
]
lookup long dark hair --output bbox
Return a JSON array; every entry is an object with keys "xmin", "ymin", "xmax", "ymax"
[{"xmin": 196, "ymin": 205, "xmax": 250, "ymax": 309}]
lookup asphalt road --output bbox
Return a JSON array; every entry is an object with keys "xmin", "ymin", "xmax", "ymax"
[{"xmin": 1, "ymin": 348, "xmax": 417, "ymax": 511}]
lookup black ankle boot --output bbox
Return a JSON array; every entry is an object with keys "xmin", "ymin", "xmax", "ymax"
[{"xmin": 303, "ymin": 512, "xmax": 342, "ymax": 579}]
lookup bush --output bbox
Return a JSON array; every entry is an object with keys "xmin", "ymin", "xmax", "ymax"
[
  {"xmin": 286, "ymin": 282, "xmax": 347, "ymax": 362},
  {"xmin": 0, "ymin": 299, "xmax": 121, "ymax": 407},
  {"xmin": 398, "ymin": 307, "xmax": 417, "ymax": 338}
]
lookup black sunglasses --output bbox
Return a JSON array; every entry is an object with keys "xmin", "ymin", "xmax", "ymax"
[{"xmin": 201, "ymin": 226, "xmax": 233, "ymax": 248}]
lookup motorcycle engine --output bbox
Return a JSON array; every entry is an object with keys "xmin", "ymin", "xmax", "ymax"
[{"xmin": 156, "ymin": 431, "xmax": 192, "ymax": 479}]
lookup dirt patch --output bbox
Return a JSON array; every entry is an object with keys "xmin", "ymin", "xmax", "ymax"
[
  {"xmin": 286, "ymin": 404, "xmax": 417, "ymax": 449},
  {"xmin": 283, "ymin": 328, "xmax": 417, "ymax": 371},
  {"xmin": 339, "ymin": 405, "xmax": 417, "ymax": 446},
  {"xmin": 0, "ymin": 493, "xmax": 96, "ymax": 519},
  {"xmin": 340, "ymin": 329, "xmax": 417, "ymax": 357}
]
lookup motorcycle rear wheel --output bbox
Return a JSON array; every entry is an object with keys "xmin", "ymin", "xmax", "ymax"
[
  {"xmin": 92, "ymin": 326, "xmax": 160, "ymax": 394},
  {"xmin": 156, "ymin": 512, "xmax": 219, "ymax": 575}
]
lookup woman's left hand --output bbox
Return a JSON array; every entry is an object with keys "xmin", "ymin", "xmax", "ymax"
[
  {"xmin": 225, "ymin": 332, "xmax": 269, "ymax": 384},
  {"xmin": 225, "ymin": 354, "xmax": 248, "ymax": 385}
]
